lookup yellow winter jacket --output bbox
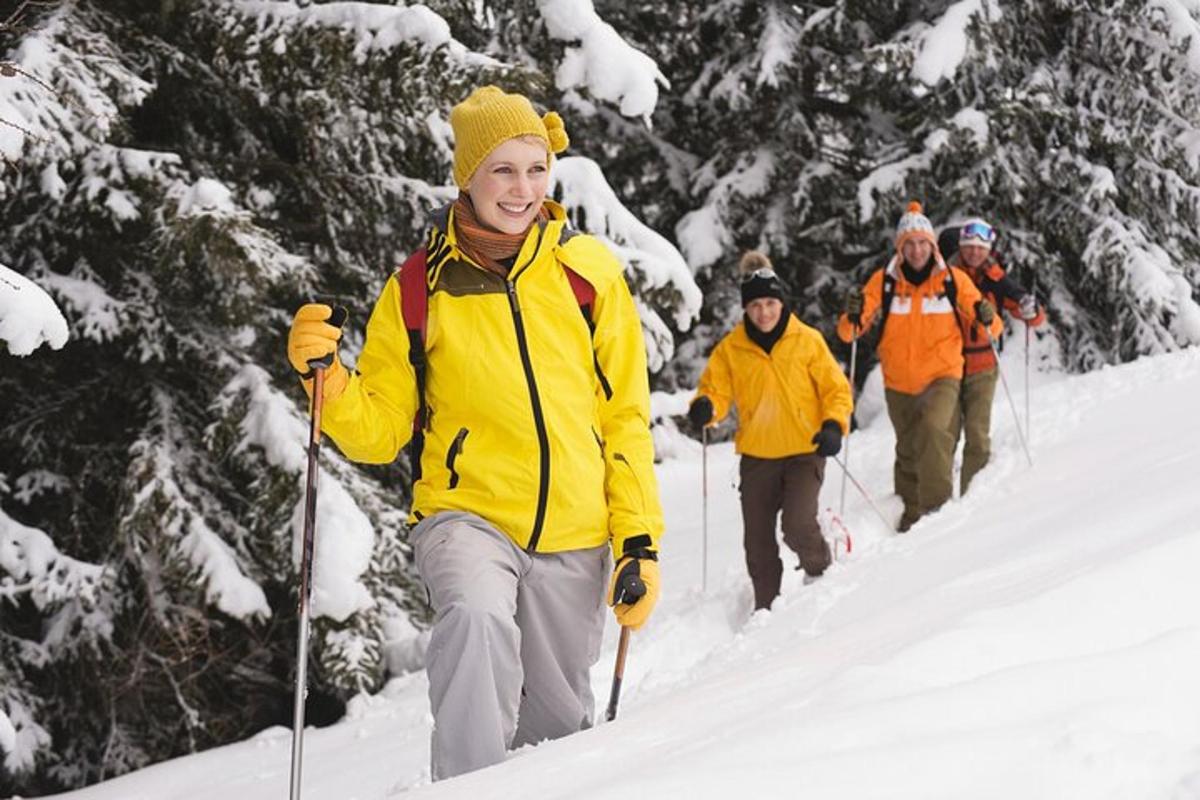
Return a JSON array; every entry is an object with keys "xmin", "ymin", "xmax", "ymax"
[
  {"xmin": 318, "ymin": 202, "xmax": 664, "ymax": 556},
  {"xmin": 696, "ymin": 315, "xmax": 853, "ymax": 459}
]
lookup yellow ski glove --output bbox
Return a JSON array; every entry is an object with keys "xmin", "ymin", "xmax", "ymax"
[
  {"xmin": 287, "ymin": 303, "xmax": 349, "ymax": 399},
  {"xmin": 608, "ymin": 552, "xmax": 660, "ymax": 630}
]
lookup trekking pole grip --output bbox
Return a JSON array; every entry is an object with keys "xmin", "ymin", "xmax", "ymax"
[
  {"xmin": 305, "ymin": 305, "xmax": 348, "ymax": 372},
  {"xmin": 617, "ymin": 571, "xmax": 646, "ymax": 605}
]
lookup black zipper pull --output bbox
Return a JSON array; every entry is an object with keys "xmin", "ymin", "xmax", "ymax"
[{"xmin": 506, "ymin": 280, "xmax": 521, "ymax": 314}]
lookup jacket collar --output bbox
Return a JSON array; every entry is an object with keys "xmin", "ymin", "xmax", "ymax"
[
  {"xmin": 949, "ymin": 250, "xmax": 1000, "ymax": 275},
  {"xmin": 730, "ymin": 313, "xmax": 801, "ymax": 352},
  {"xmin": 886, "ymin": 253, "xmax": 950, "ymax": 285},
  {"xmin": 430, "ymin": 199, "xmax": 568, "ymax": 277}
]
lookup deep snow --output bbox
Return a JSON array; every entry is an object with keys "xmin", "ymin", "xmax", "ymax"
[{"xmin": 23, "ymin": 341, "xmax": 1200, "ymax": 800}]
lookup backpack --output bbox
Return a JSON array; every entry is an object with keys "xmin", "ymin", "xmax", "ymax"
[
  {"xmin": 877, "ymin": 262, "xmax": 965, "ymax": 343},
  {"xmin": 396, "ymin": 233, "xmax": 597, "ymax": 480},
  {"xmin": 937, "ymin": 226, "xmax": 959, "ymax": 261}
]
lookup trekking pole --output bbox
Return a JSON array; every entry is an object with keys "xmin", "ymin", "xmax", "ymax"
[
  {"xmin": 984, "ymin": 330, "xmax": 1034, "ymax": 468},
  {"xmin": 831, "ymin": 455, "xmax": 896, "ymax": 534},
  {"xmin": 605, "ymin": 627, "xmax": 632, "ymax": 723},
  {"xmin": 839, "ymin": 324, "xmax": 859, "ymax": 517},
  {"xmin": 701, "ymin": 426, "xmax": 709, "ymax": 595},
  {"xmin": 605, "ymin": 569, "xmax": 646, "ymax": 722},
  {"xmin": 1025, "ymin": 273, "xmax": 1035, "ymax": 447},
  {"xmin": 289, "ymin": 309, "xmax": 344, "ymax": 800},
  {"xmin": 1024, "ymin": 324, "xmax": 1031, "ymax": 447}
]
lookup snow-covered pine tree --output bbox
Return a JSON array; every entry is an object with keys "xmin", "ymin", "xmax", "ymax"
[
  {"xmin": 564, "ymin": 0, "xmax": 922, "ymax": 398},
  {"xmin": 597, "ymin": 0, "xmax": 1200, "ymax": 389},
  {"xmin": 1, "ymin": 0, "xmax": 448, "ymax": 789},
  {"xmin": 455, "ymin": 0, "xmax": 703, "ymax": 375},
  {"xmin": 833, "ymin": 0, "xmax": 1200, "ymax": 370}
]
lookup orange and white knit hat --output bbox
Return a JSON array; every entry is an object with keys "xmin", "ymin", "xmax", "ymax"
[
  {"xmin": 894, "ymin": 201, "xmax": 938, "ymax": 253},
  {"xmin": 449, "ymin": 85, "xmax": 570, "ymax": 189}
]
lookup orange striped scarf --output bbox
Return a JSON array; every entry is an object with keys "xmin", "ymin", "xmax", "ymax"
[{"xmin": 452, "ymin": 194, "xmax": 548, "ymax": 276}]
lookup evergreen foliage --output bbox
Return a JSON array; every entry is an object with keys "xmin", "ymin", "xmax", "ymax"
[{"xmin": 2, "ymin": 0, "xmax": 475, "ymax": 791}]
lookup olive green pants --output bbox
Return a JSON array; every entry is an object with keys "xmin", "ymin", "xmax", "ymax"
[
  {"xmin": 954, "ymin": 367, "xmax": 999, "ymax": 495},
  {"xmin": 885, "ymin": 378, "xmax": 961, "ymax": 531}
]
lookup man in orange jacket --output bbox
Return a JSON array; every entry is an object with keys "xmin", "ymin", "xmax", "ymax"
[
  {"xmin": 838, "ymin": 202, "xmax": 1000, "ymax": 532},
  {"xmin": 688, "ymin": 251, "xmax": 852, "ymax": 610},
  {"xmin": 948, "ymin": 218, "xmax": 1046, "ymax": 493}
]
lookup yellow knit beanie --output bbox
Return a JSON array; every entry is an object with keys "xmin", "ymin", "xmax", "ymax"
[{"xmin": 449, "ymin": 85, "xmax": 570, "ymax": 189}]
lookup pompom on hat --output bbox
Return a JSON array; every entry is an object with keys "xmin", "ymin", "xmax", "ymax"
[
  {"xmin": 737, "ymin": 250, "xmax": 789, "ymax": 307},
  {"xmin": 449, "ymin": 85, "xmax": 570, "ymax": 189},
  {"xmin": 894, "ymin": 200, "xmax": 939, "ymax": 253},
  {"xmin": 738, "ymin": 250, "xmax": 773, "ymax": 276}
]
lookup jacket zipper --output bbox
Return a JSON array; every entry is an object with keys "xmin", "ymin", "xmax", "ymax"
[
  {"xmin": 594, "ymin": 354, "xmax": 613, "ymax": 400},
  {"xmin": 446, "ymin": 427, "xmax": 468, "ymax": 489},
  {"xmin": 506, "ymin": 227, "xmax": 551, "ymax": 551}
]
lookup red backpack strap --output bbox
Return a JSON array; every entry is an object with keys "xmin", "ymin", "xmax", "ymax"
[
  {"xmin": 564, "ymin": 265, "xmax": 596, "ymax": 326},
  {"xmin": 562, "ymin": 265, "xmax": 612, "ymax": 400},
  {"xmin": 399, "ymin": 248, "xmax": 429, "ymax": 341},
  {"xmin": 397, "ymin": 248, "xmax": 429, "ymax": 481}
]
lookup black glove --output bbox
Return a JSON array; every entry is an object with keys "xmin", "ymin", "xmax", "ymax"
[
  {"xmin": 687, "ymin": 396, "xmax": 714, "ymax": 428},
  {"xmin": 975, "ymin": 299, "xmax": 996, "ymax": 326},
  {"xmin": 810, "ymin": 419, "xmax": 843, "ymax": 457},
  {"xmin": 844, "ymin": 287, "xmax": 864, "ymax": 327}
]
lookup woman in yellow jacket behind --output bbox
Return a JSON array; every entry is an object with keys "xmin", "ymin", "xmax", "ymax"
[
  {"xmin": 286, "ymin": 86, "xmax": 663, "ymax": 780},
  {"xmin": 688, "ymin": 252, "xmax": 852, "ymax": 611}
]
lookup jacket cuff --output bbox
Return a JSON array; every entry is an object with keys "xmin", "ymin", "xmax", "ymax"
[{"xmin": 614, "ymin": 532, "xmax": 658, "ymax": 560}]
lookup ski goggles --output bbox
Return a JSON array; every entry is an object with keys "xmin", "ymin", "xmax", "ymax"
[
  {"xmin": 739, "ymin": 267, "xmax": 778, "ymax": 283},
  {"xmin": 959, "ymin": 221, "xmax": 997, "ymax": 245}
]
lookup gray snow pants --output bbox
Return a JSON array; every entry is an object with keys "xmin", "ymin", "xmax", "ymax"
[{"xmin": 410, "ymin": 511, "xmax": 610, "ymax": 781}]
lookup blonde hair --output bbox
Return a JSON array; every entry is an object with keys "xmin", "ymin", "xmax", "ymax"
[{"xmin": 738, "ymin": 250, "xmax": 773, "ymax": 275}]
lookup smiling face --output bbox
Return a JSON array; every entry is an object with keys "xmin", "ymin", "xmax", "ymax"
[
  {"xmin": 466, "ymin": 136, "xmax": 550, "ymax": 235},
  {"xmin": 959, "ymin": 243, "xmax": 991, "ymax": 268},
  {"xmin": 902, "ymin": 237, "xmax": 934, "ymax": 269},
  {"xmin": 745, "ymin": 297, "xmax": 784, "ymax": 333}
]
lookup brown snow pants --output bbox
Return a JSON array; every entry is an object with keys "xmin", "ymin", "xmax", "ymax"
[
  {"xmin": 885, "ymin": 377, "xmax": 961, "ymax": 531},
  {"xmin": 739, "ymin": 453, "xmax": 831, "ymax": 610}
]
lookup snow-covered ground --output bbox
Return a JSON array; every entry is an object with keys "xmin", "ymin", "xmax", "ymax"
[{"xmin": 24, "ymin": 341, "xmax": 1200, "ymax": 800}]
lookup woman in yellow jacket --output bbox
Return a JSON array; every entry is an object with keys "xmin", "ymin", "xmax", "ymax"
[
  {"xmin": 688, "ymin": 252, "xmax": 852, "ymax": 611},
  {"xmin": 286, "ymin": 87, "xmax": 663, "ymax": 780}
]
